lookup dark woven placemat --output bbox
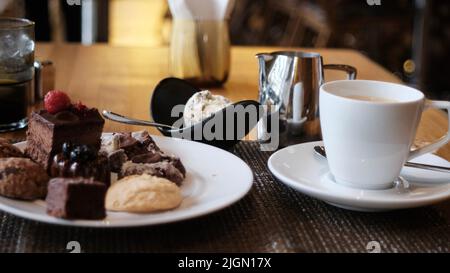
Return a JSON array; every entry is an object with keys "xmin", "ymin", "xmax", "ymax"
[{"xmin": 0, "ymin": 141, "xmax": 449, "ymax": 253}]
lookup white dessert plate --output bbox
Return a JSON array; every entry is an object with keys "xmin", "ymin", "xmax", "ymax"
[
  {"xmin": 0, "ymin": 133, "xmax": 253, "ymax": 227},
  {"xmin": 268, "ymin": 141, "xmax": 450, "ymax": 212}
]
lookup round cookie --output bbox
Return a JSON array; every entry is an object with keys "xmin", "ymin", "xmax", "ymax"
[
  {"xmin": 0, "ymin": 142, "xmax": 25, "ymax": 158},
  {"xmin": 105, "ymin": 174, "xmax": 182, "ymax": 213},
  {"xmin": 0, "ymin": 158, "xmax": 49, "ymax": 200}
]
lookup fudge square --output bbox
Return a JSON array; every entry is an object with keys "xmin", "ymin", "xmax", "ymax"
[
  {"xmin": 25, "ymin": 109, "xmax": 104, "ymax": 171},
  {"xmin": 46, "ymin": 177, "xmax": 107, "ymax": 220}
]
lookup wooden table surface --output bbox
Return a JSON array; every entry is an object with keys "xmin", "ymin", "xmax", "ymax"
[{"xmin": 2, "ymin": 43, "xmax": 449, "ymax": 160}]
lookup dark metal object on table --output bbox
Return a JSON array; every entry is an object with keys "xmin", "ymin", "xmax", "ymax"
[{"xmin": 256, "ymin": 51, "xmax": 357, "ymax": 149}]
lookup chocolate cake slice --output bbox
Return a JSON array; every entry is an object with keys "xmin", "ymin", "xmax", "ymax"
[
  {"xmin": 46, "ymin": 177, "xmax": 107, "ymax": 220},
  {"xmin": 25, "ymin": 108, "xmax": 104, "ymax": 171}
]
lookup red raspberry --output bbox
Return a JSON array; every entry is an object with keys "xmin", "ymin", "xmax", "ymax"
[
  {"xmin": 72, "ymin": 101, "xmax": 88, "ymax": 115},
  {"xmin": 44, "ymin": 90, "xmax": 72, "ymax": 114}
]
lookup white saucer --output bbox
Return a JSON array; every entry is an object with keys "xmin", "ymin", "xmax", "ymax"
[
  {"xmin": 0, "ymin": 134, "xmax": 253, "ymax": 228},
  {"xmin": 402, "ymin": 154, "xmax": 450, "ymax": 184},
  {"xmin": 268, "ymin": 141, "xmax": 450, "ymax": 212}
]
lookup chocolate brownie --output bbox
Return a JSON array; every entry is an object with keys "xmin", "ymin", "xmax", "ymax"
[
  {"xmin": 116, "ymin": 132, "xmax": 150, "ymax": 158},
  {"xmin": 131, "ymin": 151, "xmax": 186, "ymax": 176},
  {"xmin": 25, "ymin": 108, "xmax": 104, "ymax": 171},
  {"xmin": 131, "ymin": 131, "xmax": 160, "ymax": 152},
  {"xmin": 46, "ymin": 177, "xmax": 107, "ymax": 220},
  {"xmin": 0, "ymin": 158, "xmax": 49, "ymax": 200},
  {"xmin": 113, "ymin": 131, "xmax": 160, "ymax": 158}
]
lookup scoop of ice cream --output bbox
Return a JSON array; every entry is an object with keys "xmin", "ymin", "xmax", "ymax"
[{"xmin": 183, "ymin": 90, "xmax": 231, "ymax": 127}]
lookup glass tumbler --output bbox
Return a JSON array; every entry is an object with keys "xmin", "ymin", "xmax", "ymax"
[
  {"xmin": 0, "ymin": 18, "xmax": 35, "ymax": 132},
  {"xmin": 170, "ymin": 19, "xmax": 230, "ymax": 87}
]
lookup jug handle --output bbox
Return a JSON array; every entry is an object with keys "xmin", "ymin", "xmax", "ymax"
[{"xmin": 323, "ymin": 64, "xmax": 357, "ymax": 80}]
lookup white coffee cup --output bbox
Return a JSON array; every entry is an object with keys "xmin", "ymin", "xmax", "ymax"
[{"xmin": 320, "ymin": 80, "xmax": 450, "ymax": 190}]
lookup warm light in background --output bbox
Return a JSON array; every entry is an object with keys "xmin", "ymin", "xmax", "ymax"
[{"xmin": 109, "ymin": 0, "xmax": 170, "ymax": 46}]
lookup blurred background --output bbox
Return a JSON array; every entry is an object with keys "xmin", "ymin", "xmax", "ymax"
[{"xmin": 0, "ymin": 0, "xmax": 448, "ymax": 100}]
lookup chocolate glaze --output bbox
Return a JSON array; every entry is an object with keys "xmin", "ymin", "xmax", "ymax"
[
  {"xmin": 50, "ymin": 153, "xmax": 111, "ymax": 186},
  {"xmin": 36, "ymin": 109, "xmax": 104, "ymax": 127}
]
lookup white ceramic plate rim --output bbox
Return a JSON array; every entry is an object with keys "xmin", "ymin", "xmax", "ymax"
[
  {"xmin": 0, "ymin": 134, "xmax": 253, "ymax": 228},
  {"xmin": 268, "ymin": 141, "xmax": 450, "ymax": 210}
]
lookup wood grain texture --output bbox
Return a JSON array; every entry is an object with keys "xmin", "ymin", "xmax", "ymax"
[{"xmin": 2, "ymin": 43, "xmax": 448, "ymax": 160}]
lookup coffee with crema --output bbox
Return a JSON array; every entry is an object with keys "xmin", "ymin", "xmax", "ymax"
[{"xmin": 342, "ymin": 95, "xmax": 399, "ymax": 103}]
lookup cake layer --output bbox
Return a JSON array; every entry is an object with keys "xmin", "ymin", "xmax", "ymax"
[
  {"xmin": 25, "ymin": 138, "xmax": 53, "ymax": 170},
  {"xmin": 25, "ymin": 109, "xmax": 104, "ymax": 170}
]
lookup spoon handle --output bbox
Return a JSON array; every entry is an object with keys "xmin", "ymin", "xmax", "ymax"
[
  {"xmin": 404, "ymin": 162, "xmax": 450, "ymax": 173},
  {"xmin": 101, "ymin": 110, "xmax": 175, "ymax": 130},
  {"xmin": 314, "ymin": 146, "xmax": 450, "ymax": 174}
]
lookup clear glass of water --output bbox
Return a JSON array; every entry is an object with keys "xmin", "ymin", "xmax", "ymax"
[{"xmin": 0, "ymin": 18, "xmax": 35, "ymax": 132}]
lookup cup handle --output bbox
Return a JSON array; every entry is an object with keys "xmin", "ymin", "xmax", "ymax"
[
  {"xmin": 324, "ymin": 64, "xmax": 357, "ymax": 80},
  {"xmin": 408, "ymin": 100, "xmax": 450, "ymax": 160}
]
